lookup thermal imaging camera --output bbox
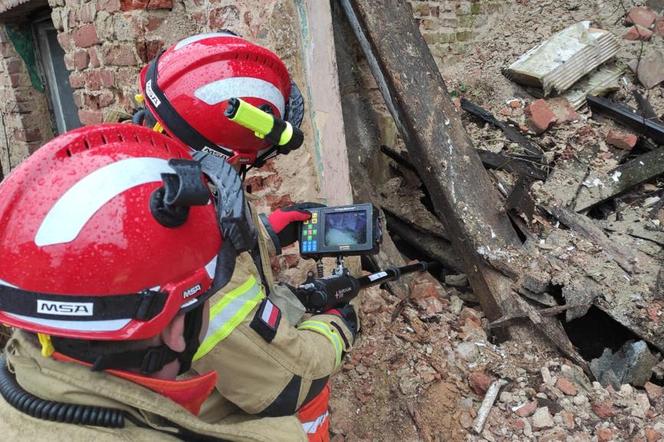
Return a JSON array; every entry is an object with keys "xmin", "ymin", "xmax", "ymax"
[{"xmin": 299, "ymin": 203, "xmax": 381, "ymax": 258}]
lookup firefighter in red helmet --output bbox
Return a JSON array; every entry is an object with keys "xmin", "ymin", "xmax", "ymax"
[
  {"xmin": 136, "ymin": 30, "xmax": 304, "ymax": 168},
  {"xmin": 0, "ymin": 124, "xmax": 308, "ymax": 440},
  {"xmin": 135, "ymin": 32, "xmax": 357, "ymax": 441}
]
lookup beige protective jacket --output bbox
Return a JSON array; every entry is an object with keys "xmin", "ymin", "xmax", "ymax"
[
  {"xmin": 191, "ymin": 201, "xmax": 355, "ymax": 416},
  {"xmin": 0, "ymin": 332, "xmax": 307, "ymax": 441}
]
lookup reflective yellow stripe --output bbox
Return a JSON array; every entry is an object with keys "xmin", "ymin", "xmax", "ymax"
[
  {"xmin": 298, "ymin": 320, "xmax": 343, "ymax": 367},
  {"xmin": 193, "ymin": 276, "xmax": 265, "ymax": 361}
]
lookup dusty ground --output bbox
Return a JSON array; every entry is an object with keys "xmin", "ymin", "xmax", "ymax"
[{"xmin": 328, "ymin": 1, "xmax": 664, "ymax": 441}]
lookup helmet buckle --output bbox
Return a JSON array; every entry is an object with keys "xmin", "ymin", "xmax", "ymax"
[{"xmin": 150, "ymin": 159, "xmax": 210, "ymax": 228}]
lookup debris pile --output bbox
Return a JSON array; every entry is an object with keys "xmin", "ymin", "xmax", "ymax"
[{"xmin": 330, "ymin": 0, "xmax": 664, "ymax": 440}]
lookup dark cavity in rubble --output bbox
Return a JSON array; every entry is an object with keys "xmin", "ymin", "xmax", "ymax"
[{"xmin": 561, "ymin": 306, "xmax": 641, "ymax": 360}]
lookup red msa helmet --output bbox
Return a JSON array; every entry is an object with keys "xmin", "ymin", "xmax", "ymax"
[
  {"xmin": 0, "ymin": 124, "xmax": 223, "ymax": 373},
  {"xmin": 138, "ymin": 31, "xmax": 304, "ymax": 167}
]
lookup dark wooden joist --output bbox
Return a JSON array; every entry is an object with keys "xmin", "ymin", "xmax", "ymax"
[
  {"xmin": 381, "ymin": 144, "xmax": 547, "ymax": 181},
  {"xmin": 574, "ymin": 147, "xmax": 664, "ymax": 212},
  {"xmin": 478, "ymin": 151, "xmax": 547, "ymax": 181},
  {"xmin": 385, "ymin": 212, "xmax": 463, "ymax": 272},
  {"xmin": 633, "ymin": 91, "xmax": 662, "ymax": 124},
  {"xmin": 341, "ymin": 0, "xmax": 522, "ymax": 323},
  {"xmin": 588, "ymin": 95, "xmax": 664, "ymax": 145},
  {"xmin": 543, "ymin": 203, "xmax": 636, "ymax": 273},
  {"xmin": 461, "ymin": 98, "xmax": 543, "ymax": 159},
  {"xmin": 332, "ymin": 10, "xmax": 411, "ymax": 300},
  {"xmin": 339, "ymin": 0, "xmax": 592, "ymax": 371}
]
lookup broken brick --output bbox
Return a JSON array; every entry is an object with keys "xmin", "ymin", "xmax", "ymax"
[
  {"xmin": 513, "ymin": 418, "xmax": 525, "ymax": 430},
  {"xmin": 147, "ymin": 0, "xmax": 173, "ymax": 8},
  {"xmin": 592, "ymin": 400, "xmax": 617, "ymax": 419},
  {"xmin": 468, "ymin": 371, "xmax": 492, "ymax": 395},
  {"xmin": 525, "ymin": 99, "xmax": 556, "ymax": 134},
  {"xmin": 515, "ymin": 400, "xmax": 537, "ymax": 417},
  {"xmin": 410, "ymin": 280, "xmax": 445, "ymax": 317},
  {"xmin": 645, "ymin": 382, "xmax": 664, "ymax": 402},
  {"xmin": 646, "ymin": 428, "xmax": 663, "ymax": 442},
  {"xmin": 120, "ymin": 0, "xmax": 148, "ymax": 10},
  {"xmin": 606, "ymin": 129, "xmax": 638, "ymax": 150},
  {"xmin": 597, "ymin": 427, "xmax": 614, "ymax": 442},
  {"xmin": 560, "ymin": 410, "xmax": 575, "ymax": 429},
  {"xmin": 625, "ymin": 6, "xmax": 658, "ymax": 29},
  {"xmin": 656, "ymin": 17, "xmax": 664, "ymax": 37},
  {"xmin": 547, "ymin": 97, "xmax": 579, "ymax": 123},
  {"xmin": 96, "ymin": 0, "xmax": 121, "ymax": 12},
  {"xmin": 555, "ymin": 377, "xmax": 578, "ymax": 396},
  {"xmin": 624, "ymin": 25, "xmax": 654, "ymax": 41}
]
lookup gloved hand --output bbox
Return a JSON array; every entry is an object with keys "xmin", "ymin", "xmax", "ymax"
[
  {"xmin": 264, "ymin": 202, "xmax": 326, "ymax": 251},
  {"xmin": 326, "ymin": 303, "xmax": 359, "ymax": 343}
]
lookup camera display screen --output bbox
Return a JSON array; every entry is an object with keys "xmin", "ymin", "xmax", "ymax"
[{"xmin": 324, "ymin": 210, "xmax": 367, "ymax": 246}]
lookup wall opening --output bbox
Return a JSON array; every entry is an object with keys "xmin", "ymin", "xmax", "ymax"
[{"xmin": 32, "ymin": 14, "xmax": 81, "ymax": 134}]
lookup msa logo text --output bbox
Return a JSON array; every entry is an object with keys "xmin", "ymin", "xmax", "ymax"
[
  {"xmin": 37, "ymin": 300, "xmax": 94, "ymax": 316},
  {"xmin": 145, "ymin": 80, "xmax": 161, "ymax": 107},
  {"xmin": 202, "ymin": 146, "xmax": 230, "ymax": 160},
  {"xmin": 183, "ymin": 284, "xmax": 202, "ymax": 299}
]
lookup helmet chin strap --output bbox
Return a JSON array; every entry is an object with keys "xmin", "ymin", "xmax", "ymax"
[{"xmin": 51, "ymin": 303, "xmax": 206, "ymax": 376}]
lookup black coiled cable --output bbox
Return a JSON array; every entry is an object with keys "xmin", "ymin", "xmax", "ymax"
[{"xmin": 0, "ymin": 355, "xmax": 125, "ymax": 428}]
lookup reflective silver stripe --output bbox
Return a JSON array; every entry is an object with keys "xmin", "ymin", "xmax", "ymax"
[
  {"xmin": 194, "ymin": 77, "xmax": 286, "ymax": 116},
  {"xmin": 302, "ymin": 411, "xmax": 329, "ymax": 434},
  {"xmin": 205, "ymin": 256, "xmax": 217, "ymax": 279},
  {"xmin": 6, "ymin": 313, "xmax": 130, "ymax": 332},
  {"xmin": 174, "ymin": 32, "xmax": 240, "ymax": 50},
  {"xmin": 35, "ymin": 158, "xmax": 174, "ymax": 247},
  {"xmin": 200, "ymin": 282, "xmax": 262, "ymax": 342},
  {"xmin": 0, "ymin": 278, "xmax": 16, "ymax": 288}
]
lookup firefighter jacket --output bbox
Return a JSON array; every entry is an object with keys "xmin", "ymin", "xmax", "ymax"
[
  {"xmin": 0, "ymin": 331, "xmax": 307, "ymax": 442},
  {"xmin": 191, "ymin": 199, "xmax": 355, "ymax": 419}
]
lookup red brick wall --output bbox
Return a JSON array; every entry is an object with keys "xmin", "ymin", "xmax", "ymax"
[{"xmin": 0, "ymin": 26, "xmax": 55, "ymax": 177}]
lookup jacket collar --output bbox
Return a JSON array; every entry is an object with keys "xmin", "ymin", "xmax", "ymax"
[{"xmin": 52, "ymin": 352, "xmax": 217, "ymax": 415}]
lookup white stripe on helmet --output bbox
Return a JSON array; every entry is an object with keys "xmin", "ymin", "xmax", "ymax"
[
  {"xmin": 174, "ymin": 32, "xmax": 241, "ymax": 51},
  {"xmin": 194, "ymin": 77, "xmax": 285, "ymax": 116},
  {"xmin": 0, "ymin": 278, "xmax": 16, "ymax": 288},
  {"xmin": 205, "ymin": 256, "xmax": 217, "ymax": 279},
  {"xmin": 35, "ymin": 158, "xmax": 174, "ymax": 247},
  {"xmin": 6, "ymin": 312, "xmax": 130, "ymax": 332}
]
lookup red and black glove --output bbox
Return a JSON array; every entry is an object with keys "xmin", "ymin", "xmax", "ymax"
[
  {"xmin": 326, "ymin": 304, "xmax": 359, "ymax": 339},
  {"xmin": 260, "ymin": 202, "xmax": 326, "ymax": 254}
]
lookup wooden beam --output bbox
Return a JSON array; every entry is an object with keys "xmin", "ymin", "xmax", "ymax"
[
  {"xmin": 333, "ymin": 10, "xmax": 411, "ymax": 299},
  {"xmin": 385, "ymin": 212, "xmax": 463, "ymax": 272},
  {"xmin": 296, "ymin": 0, "xmax": 354, "ymax": 205},
  {"xmin": 341, "ymin": 0, "xmax": 508, "ymax": 309},
  {"xmin": 339, "ymin": 1, "xmax": 593, "ymax": 371},
  {"xmin": 461, "ymin": 98, "xmax": 543, "ymax": 159},
  {"xmin": 544, "ymin": 203, "xmax": 636, "ymax": 273},
  {"xmin": 340, "ymin": 0, "xmax": 524, "ymax": 323},
  {"xmin": 574, "ymin": 147, "xmax": 664, "ymax": 211},
  {"xmin": 588, "ymin": 95, "xmax": 664, "ymax": 145}
]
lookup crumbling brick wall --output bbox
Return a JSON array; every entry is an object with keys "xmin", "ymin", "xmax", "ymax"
[
  {"xmin": 49, "ymin": 0, "xmax": 305, "ymax": 126},
  {"xmin": 0, "ymin": 26, "xmax": 55, "ymax": 177},
  {"xmin": 412, "ymin": 0, "xmax": 505, "ymax": 63}
]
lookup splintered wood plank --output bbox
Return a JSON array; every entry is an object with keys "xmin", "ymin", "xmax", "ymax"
[{"xmin": 574, "ymin": 148, "xmax": 664, "ymax": 211}]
